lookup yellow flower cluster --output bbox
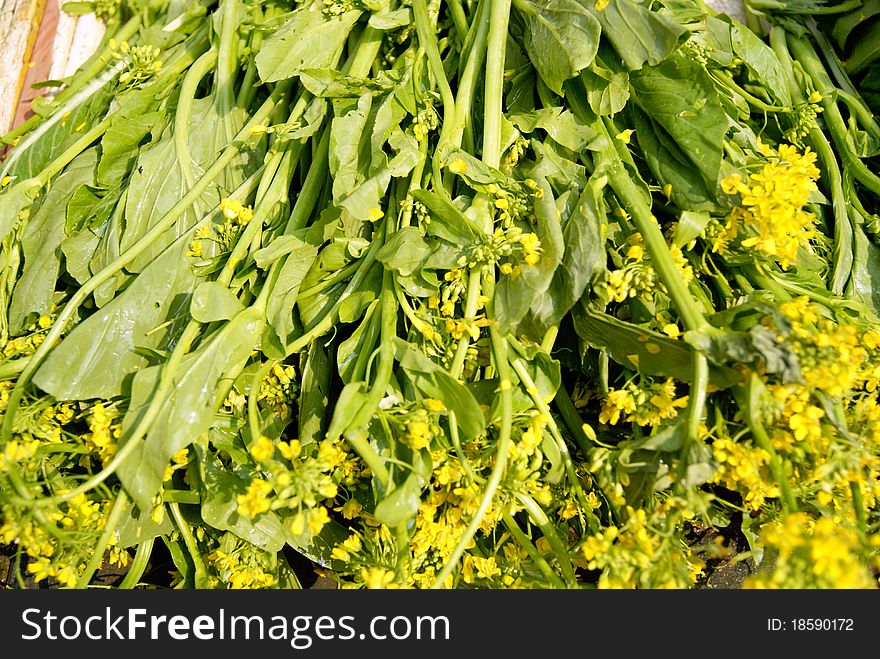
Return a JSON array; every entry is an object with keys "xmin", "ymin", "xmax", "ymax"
[
  {"xmin": 163, "ymin": 447, "xmax": 190, "ymax": 482},
  {"xmin": 206, "ymin": 541, "xmax": 276, "ymax": 589},
  {"xmin": 778, "ymin": 297, "xmax": 867, "ymax": 398},
  {"xmin": 711, "ymin": 436, "xmax": 780, "ymax": 512},
  {"xmin": 2, "ymin": 315, "xmax": 53, "ymax": 359},
  {"xmin": 407, "ymin": 450, "xmax": 505, "ymax": 587},
  {"xmin": 0, "ymin": 494, "xmax": 129, "ymax": 588},
  {"xmin": 744, "ymin": 513, "xmax": 876, "ymax": 588},
  {"xmin": 258, "ymin": 363, "xmax": 298, "ymax": 418},
  {"xmin": 602, "ymin": 234, "xmax": 692, "ymax": 306},
  {"xmin": 109, "ymin": 40, "xmax": 163, "ymax": 86},
  {"xmin": 219, "ymin": 198, "xmax": 255, "ymax": 225},
  {"xmin": 719, "ymin": 143, "xmax": 820, "ymax": 268},
  {"xmin": 599, "ymin": 377, "xmax": 688, "ymax": 427},
  {"xmin": 187, "ymin": 198, "xmax": 255, "ymax": 259},
  {"xmin": 86, "ymin": 402, "xmax": 119, "ymax": 466},
  {"xmin": 578, "ymin": 506, "xmax": 698, "ymax": 588}
]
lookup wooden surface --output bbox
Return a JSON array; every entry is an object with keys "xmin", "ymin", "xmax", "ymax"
[
  {"xmin": 1, "ymin": 0, "xmax": 46, "ymax": 134},
  {"xmin": 1, "ymin": 0, "xmax": 104, "ymax": 134}
]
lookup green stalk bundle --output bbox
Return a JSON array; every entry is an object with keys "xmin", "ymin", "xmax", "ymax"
[{"xmin": 1, "ymin": 0, "xmax": 879, "ymax": 590}]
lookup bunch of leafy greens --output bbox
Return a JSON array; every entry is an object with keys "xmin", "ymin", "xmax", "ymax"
[{"xmin": 1, "ymin": 0, "xmax": 879, "ymax": 590}]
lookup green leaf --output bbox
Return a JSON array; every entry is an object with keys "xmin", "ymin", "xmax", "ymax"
[
  {"xmin": 97, "ymin": 111, "xmax": 161, "ymax": 188},
  {"xmin": 832, "ymin": 0, "xmax": 880, "ymax": 48},
  {"xmin": 516, "ymin": 348, "xmax": 562, "ymax": 405},
  {"xmin": 65, "ymin": 185, "xmax": 120, "ymax": 234},
  {"xmin": 116, "ymin": 499, "xmax": 174, "ymax": 548},
  {"xmin": 369, "ymin": 7, "xmax": 412, "ymax": 30},
  {"xmin": 0, "ymin": 178, "xmax": 42, "ymax": 244},
  {"xmin": 580, "ymin": 65, "xmax": 630, "ymax": 116},
  {"xmin": 33, "ymin": 238, "xmax": 198, "ymax": 400},
  {"xmin": 586, "ymin": 0, "xmax": 688, "ymax": 70},
  {"xmin": 719, "ymin": 17, "xmax": 792, "ymax": 107},
  {"xmin": 122, "ymin": 98, "xmax": 252, "ymax": 272},
  {"xmin": 631, "ymin": 52, "xmax": 728, "ymax": 192},
  {"xmin": 326, "ymin": 382, "xmax": 371, "ymax": 442},
  {"xmin": 494, "ymin": 176, "xmax": 564, "ymax": 333},
  {"xmin": 190, "ymin": 282, "xmax": 244, "ymax": 323},
  {"xmin": 845, "ymin": 20, "xmax": 880, "ymax": 75},
  {"xmin": 253, "ymin": 233, "xmax": 309, "ymax": 269},
  {"xmin": 845, "ymin": 223, "xmax": 880, "ymax": 319},
  {"xmin": 5, "ymin": 85, "xmax": 111, "ymax": 181},
  {"xmin": 255, "ymin": 5, "xmax": 361, "ymax": 83},
  {"xmin": 337, "ymin": 301, "xmax": 380, "ymax": 384},
  {"xmin": 673, "ymin": 210, "xmax": 711, "ymax": 248},
  {"xmin": 508, "ymin": 107, "xmax": 603, "ymax": 152},
  {"xmin": 268, "ymin": 241, "xmax": 319, "ymax": 346},
  {"xmin": 195, "ymin": 446, "xmax": 289, "ymax": 552},
  {"xmin": 529, "ymin": 174, "xmax": 607, "ymax": 328},
  {"xmin": 8, "ymin": 150, "xmax": 97, "ymax": 334},
  {"xmin": 632, "ymin": 107, "xmax": 715, "ymax": 211},
  {"xmin": 299, "ymin": 68, "xmax": 393, "ymax": 98},
  {"xmin": 685, "ymin": 325, "xmax": 802, "ymax": 384},
  {"xmin": 338, "ymin": 263, "xmax": 381, "ymax": 324},
  {"xmin": 513, "ymin": 0, "xmax": 602, "ymax": 95},
  {"xmin": 298, "ymin": 342, "xmax": 332, "ymax": 446},
  {"xmin": 377, "ymin": 226, "xmax": 432, "ymax": 276},
  {"xmin": 394, "ymin": 339, "xmax": 487, "ymax": 441},
  {"xmin": 60, "ymin": 229, "xmax": 101, "ymax": 285},
  {"xmin": 329, "ymin": 94, "xmax": 372, "ymax": 204},
  {"xmin": 373, "ymin": 457, "xmax": 429, "ymax": 527},
  {"xmin": 118, "ymin": 307, "xmax": 264, "ymax": 512},
  {"xmin": 572, "ymin": 304, "xmax": 742, "ymax": 389},
  {"xmin": 412, "ymin": 189, "xmax": 479, "ymax": 243}
]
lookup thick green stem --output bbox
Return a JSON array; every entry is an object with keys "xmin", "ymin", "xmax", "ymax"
[
  {"xmin": 514, "ymin": 492, "xmax": 577, "ymax": 587},
  {"xmin": 168, "ymin": 502, "xmax": 211, "ymax": 588},
  {"xmin": 502, "ymin": 512, "xmax": 566, "ymax": 588},
  {"xmin": 118, "ymin": 537, "xmax": 154, "ymax": 589},
  {"xmin": 175, "ymin": 50, "xmax": 219, "ymax": 191},
  {"xmin": 808, "ymin": 126, "xmax": 852, "ymax": 295},
  {"xmin": 554, "ymin": 383, "xmax": 594, "ymax": 458},
  {"xmin": 450, "ymin": 0, "xmax": 490, "ymax": 154},
  {"xmin": 413, "ymin": 0, "xmax": 457, "ymax": 195},
  {"xmin": 787, "ymin": 34, "xmax": 880, "ymax": 197}
]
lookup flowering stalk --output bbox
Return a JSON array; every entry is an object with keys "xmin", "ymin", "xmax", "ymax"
[{"xmin": 432, "ymin": 0, "xmax": 513, "ymax": 589}]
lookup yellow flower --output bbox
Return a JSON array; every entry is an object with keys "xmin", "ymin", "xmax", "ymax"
[
  {"xmin": 361, "ymin": 566, "xmax": 395, "ymax": 589},
  {"xmin": 336, "ymin": 498, "xmax": 363, "ymax": 520},
  {"xmin": 405, "ymin": 420, "xmax": 432, "ymax": 450},
  {"xmin": 236, "ymin": 479, "xmax": 273, "ymax": 518},
  {"xmin": 721, "ymin": 144, "xmax": 820, "ymax": 268},
  {"xmin": 518, "ymin": 232, "xmax": 542, "ymax": 266},
  {"xmin": 250, "ymin": 436, "xmax": 275, "ymax": 463},
  {"xmin": 277, "ymin": 439, "xmax": 302, "ymax": 460},
  {"xmin": 447, "ymin": 158, "xmax": 468, "ymax": 175},
  {"xmin": 308, "ymin": 507, "xmax": 331, "ymax": 536}
]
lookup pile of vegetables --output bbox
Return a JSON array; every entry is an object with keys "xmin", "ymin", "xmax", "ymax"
[{"xmin": 2, "ymin": 0, "xmax": 880, "ymax": 590}]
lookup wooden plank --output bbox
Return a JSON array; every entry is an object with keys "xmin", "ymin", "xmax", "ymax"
[
  {"xmin": 2, "ymin": 0, "xmax": 105, "ymax": 133},
  {"xmin": 0, "ymin": 0, "xmax": 47, "ymax": 133},
  {"xmin": 57, "ymin": 10, "xmax": 103, "ymax": 79}
]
